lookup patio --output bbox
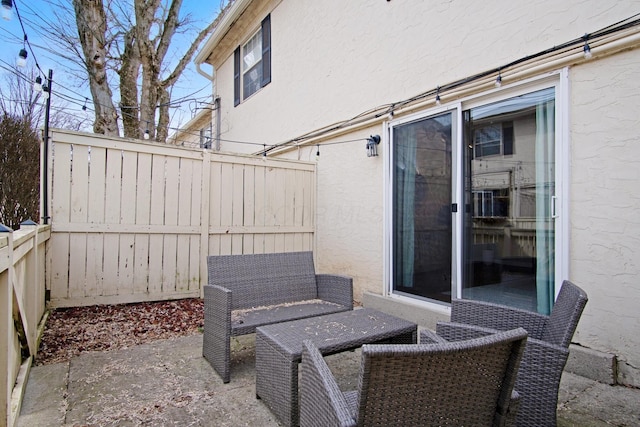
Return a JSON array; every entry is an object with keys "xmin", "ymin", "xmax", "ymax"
[{"xmin": 17, "ymin": 331, "xmax": 640, "ymax": 427}]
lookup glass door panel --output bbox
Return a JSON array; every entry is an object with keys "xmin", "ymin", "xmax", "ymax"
[
  {"xmin": 392, "ymin": 112, "xmax": 453, "ymax": 303},
  {"xmin": 462, "ymin": 88, "xmax": 555, "ymax": 314}
]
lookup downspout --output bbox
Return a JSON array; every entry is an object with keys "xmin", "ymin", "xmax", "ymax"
[{"xmin": 196, "ymin": 62, "xmax": 220, "ymax": 151}]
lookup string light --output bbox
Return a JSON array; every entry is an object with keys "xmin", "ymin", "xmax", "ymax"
[
  {"xmin": 82, "ymin": 97, "xmax": 88, "ymax": 111},
  {"xmin": 583, "ymin": 34, "xmax": 592, "ymax": 59},
  {"xmin": 33, "ymin": 75, "xmax": 42, "ymax": 92},
  {"xmin": 435, "ymin": 86, "xmax": 441, "ymax": 105},
  {"xmin": 1, "ymin": 0, "xmax": 12, "ymax": 21},
  {"xmin": 41, "ymin": 83, "xmax": 49, "ymax": 100},
  {"xmin": 143, "ymin": 129, "xmax": 150, "ymax": 139},
  {"xmin": 17, "ymin": 48, "xmax": 27, "ymax": 67},
  {"xmin": 495, "ymin": 70, "xmax": 502, "ymax": 88},
  {"xmin": 316, "ymin": 144, "xmax": 320, "ymax": 157}
]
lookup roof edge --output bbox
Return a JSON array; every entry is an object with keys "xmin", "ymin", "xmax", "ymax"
[{"xmin": 194, "ymin": 0, "xmax": 255, "ymax": 65}]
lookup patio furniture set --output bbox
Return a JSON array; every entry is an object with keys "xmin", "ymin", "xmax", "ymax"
[{"xmin": 203, "ymin": 251, "xmax": 588, "ymax": 427}]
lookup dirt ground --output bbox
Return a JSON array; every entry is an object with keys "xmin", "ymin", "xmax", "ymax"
[{"xmin": 36, "ymin": 298, "xmax": 204, "ymax": 365}]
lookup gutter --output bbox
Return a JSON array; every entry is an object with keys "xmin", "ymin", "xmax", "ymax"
[{"xmin": 194, "ymin": 0, "xmax": 254, "ymax": 66}]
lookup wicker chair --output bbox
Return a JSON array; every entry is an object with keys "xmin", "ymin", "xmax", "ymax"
[
  {"xmin": 299, "ymin": 328, "xmax": 528, "ymax": 427},
  {"xmin": 438, "ymin": 280, "xmax": 588, "ymax": 427}
]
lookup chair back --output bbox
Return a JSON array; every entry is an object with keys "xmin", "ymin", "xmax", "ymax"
[
  {"xmin": 207, "ymin": 251, "xmax": 318, "ymax": 310},
  {"xmin": 355, "ymin": 328, "xmax": 528, "ymax": 427},
  {"xmin": 542, "ymin": 280, "xmax": 588, "ymax": 347}
]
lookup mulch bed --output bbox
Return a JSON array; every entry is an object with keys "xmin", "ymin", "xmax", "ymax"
[{"xmin": 35, "ymin": 298, "xmax": 204, "ymax": 365}]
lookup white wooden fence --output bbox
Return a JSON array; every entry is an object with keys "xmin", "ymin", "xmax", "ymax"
[
  {"xmin": 47, "ymin": 129, "xmax": 316, "ymax": 307},
  {"xmin": 0, "ymin": 224, "xmax": 50, "ymax": 427}
]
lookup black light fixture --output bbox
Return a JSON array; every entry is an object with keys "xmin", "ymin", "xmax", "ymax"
[
  {"xmin": 582, "ymin": 34, "xmax": 592, "ymax": 59},
  {"xmin": 1, "ymin": 0, "xmax": 12, "ymax": 21},
  {"xmin": 366, "ymin": 135, "xmax": 381, "ymax": 157}
]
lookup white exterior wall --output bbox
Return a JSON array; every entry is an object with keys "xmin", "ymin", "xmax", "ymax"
[
  {"xmin": 201, "ymin": 0, "xmax": 640, "ymax": 385},
  {"xmin": 570, "ymin": 48, "xmax": 640, "ymax": 386},
  {"xmin": 212, "ymin": 0, "xmax": 637, "ymax": 150}
]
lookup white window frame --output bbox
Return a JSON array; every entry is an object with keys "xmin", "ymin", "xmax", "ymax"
[{"xmin": 242, "ymin": 29, "xmax": 263, "ymax": 100}]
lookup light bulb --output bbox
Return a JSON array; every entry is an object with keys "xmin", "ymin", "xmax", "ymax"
[
  {"xmin": 495, "ymin": 73, "xmax": 502, "ymax": 88},
  {"xmin": 17, "ymin": 48, "xmax": 27, "ymax": 68},
  {"xmin": 34, "ymin": 76, "xmax": 42, "ymax": 92},
  {"xmin": 143, "ymin": 130, "xmax": 150, "ymax": 140},
  {"xmin": 583, "ymin": 43, "xmax": 592, "ymax": 59},
  {"xmin": 1, "ymin": 0, "xmax": 12, "ymax": 21}
]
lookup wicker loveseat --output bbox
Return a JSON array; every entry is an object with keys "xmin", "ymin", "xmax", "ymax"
[{"xmin": 203, "ymin": 251, "xmax": 353, "ymax": 383}]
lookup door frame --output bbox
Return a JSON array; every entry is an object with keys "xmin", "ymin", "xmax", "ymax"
[{"xmin": 383, "ymin": 69, "xmax": 569, "ymax": 310}]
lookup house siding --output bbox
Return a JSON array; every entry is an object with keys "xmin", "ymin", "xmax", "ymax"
[
  {"xmin": 199, "ymin": 0, "xmax": 640, "ymax": 386},
  {"xmin": 570, "ymin": 48, "xmax": 640, "ymax": 386}
]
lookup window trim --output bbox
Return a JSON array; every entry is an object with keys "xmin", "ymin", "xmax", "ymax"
[{"xmin": 234, "ymin": 14, "xmax": 271, "ymax": 106}]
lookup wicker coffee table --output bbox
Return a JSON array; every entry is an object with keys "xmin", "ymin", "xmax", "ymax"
[{"xmin": 255, "ymin": 308, "xmax": 417, "ymax": 426}]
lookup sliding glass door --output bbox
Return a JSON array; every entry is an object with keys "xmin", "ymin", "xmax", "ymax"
[
  {"xmin": 462, "ymin": 88, "xmax": 556, "ymax": 314},
  {"xmin": 392, "ymin": 112, "xmax": 453, "ymax": 303},
  {"xmin": 389, "ymin": 83, "xmax": 560, "ymax": 314}
]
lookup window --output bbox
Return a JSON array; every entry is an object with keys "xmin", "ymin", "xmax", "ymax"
[
  {"xmin": 199, "ymin": 126, "xmax": 212, "ymax": 149},
  {"xmin": 473, "ymin": 122, "xmax": 514, "ymax": 157},
  {"xmin": 234, "ymin": 14, "xmax": 271, "ymax": 105},
  {"xmin": 473, "ymin": 189, "xmax": 509, "ymax": 218}
]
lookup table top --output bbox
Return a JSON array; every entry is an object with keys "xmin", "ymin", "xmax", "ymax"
[{"xmin": 256, "ymin": 308, "xmax": 416, "ymax": 360}]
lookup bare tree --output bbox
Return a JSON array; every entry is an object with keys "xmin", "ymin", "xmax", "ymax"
[
  {"xmin": 0, "ymin": 113, "xmax": 40, "ymax": 229},
  {"xmin": 38, "ymin": 0, "xmax": 232, "ymax": 142},
  {"xmin": 0, "ymin": 66, "xmax": 89, "ymax": 133},
  {"xmin": 0, "ymin": 65, "xmax": 88, "ymax": 229}
]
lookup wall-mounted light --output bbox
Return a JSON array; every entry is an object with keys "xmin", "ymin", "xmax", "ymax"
[
  {"xmin": 1, "ymin": 0, "xmax": 13, "ymax": 21},
  {"xmin": 366, "ymin": 135, "xmax": 381, "ymax": 157}
]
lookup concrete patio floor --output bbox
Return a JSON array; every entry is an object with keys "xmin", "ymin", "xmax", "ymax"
[{"xmin": 17, "ymin": 332, "xmax": 640, "ymax": 426}]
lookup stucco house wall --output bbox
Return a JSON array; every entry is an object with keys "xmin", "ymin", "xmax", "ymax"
[
  {"xmin": 570, "ymin": 48, "xmax": 640, "ymax": 386},
  {"xmin": 195, "ymin": 0, "xmax": 640, "ymax": 386}
]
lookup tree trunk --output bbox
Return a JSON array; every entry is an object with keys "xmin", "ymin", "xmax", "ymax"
[
  {"xmin": 156, "ymin": 86, "xmax": 170, "ymax": 143},
  {"xmin": 72, "ymin": 0, "xmax": 120, "ymax": 136},
  {"xmin": 135, "ymin": 0, "xmax": 162, "ymax": 140},
  {"xmin": 120, "ymin": 29, "xmax": 141, "ymax": 139}
]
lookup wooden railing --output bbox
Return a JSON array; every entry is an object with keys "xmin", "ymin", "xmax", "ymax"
[{"xmin": 0, "ymin": 223, "xmax": 50, "ymax": 427}]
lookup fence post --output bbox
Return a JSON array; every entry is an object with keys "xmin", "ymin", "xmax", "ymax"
[
  {"xmin": 199, "ymin": 150, "xmax": 212, "ymax": 298},
  {"xmin": 0, "ymin": 224, "xmax": 13, "ymax": 426}
]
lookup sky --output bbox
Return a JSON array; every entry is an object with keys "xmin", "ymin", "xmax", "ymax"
[{"xmin": 0, "ymin": 0, "xmax": 222, "ymax": 134}]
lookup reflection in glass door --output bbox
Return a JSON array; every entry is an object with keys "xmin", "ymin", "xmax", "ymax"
[
  {"xmin": 462, "ymin": 88, "xmax": 556, "ymax": 314},
  {"xmin": 392, "ymin": 112, "xmax": 453, "ymax": 303}
]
